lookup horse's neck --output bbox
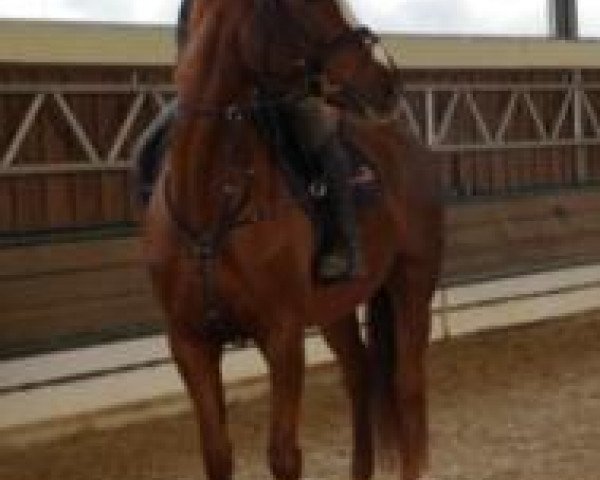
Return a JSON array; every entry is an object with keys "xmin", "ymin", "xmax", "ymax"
[{"xmin": 170, "ymin": 34, "xmax": 255, "ymax": 226}]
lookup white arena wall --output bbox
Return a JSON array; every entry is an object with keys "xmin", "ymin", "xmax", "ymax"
[{"xmin": 2, "ymin": 261, "xmax": 600, "ymax": 439}]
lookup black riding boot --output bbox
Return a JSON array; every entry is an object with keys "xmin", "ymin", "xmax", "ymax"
[
  {"xmin": 317, "ymin": 136, "xmax": 362, "ymax": 283},
  {"xmin": 286, "ymin": 96, "xmax": 362, "ymax": 281}
]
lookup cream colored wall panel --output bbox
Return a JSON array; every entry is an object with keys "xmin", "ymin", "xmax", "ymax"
[
  {"xmin": 1, "ymin": 21, "xmax": 600, "ymax": 68},
  {"xmin": 0, "ymin": 20, "xmax": 175, "ymax": 65}
]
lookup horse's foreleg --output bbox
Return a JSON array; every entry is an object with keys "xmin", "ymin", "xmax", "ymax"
[
  {"xmin": 261, "ymin": 325, "xmax": 305, "ymax": 480},
  {"xmin": 168, "ymin": 327, "xmax": 232, "ymax": 480},
  {"xmin": 321, "ymin": 315, "xmax": 373, "ymax": 480}
]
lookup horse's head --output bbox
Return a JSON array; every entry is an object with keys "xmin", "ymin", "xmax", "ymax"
[{"xmin": 241, "ymin": 0, "xmax": 398, "ymax": 119}]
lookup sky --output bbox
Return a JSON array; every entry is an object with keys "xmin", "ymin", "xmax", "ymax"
[{"xmin": 0, "ymin": 0, "xmax": 598, "ymax": 36}]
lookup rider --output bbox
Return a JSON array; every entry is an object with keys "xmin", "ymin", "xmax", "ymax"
[{"xmin": 135, "ymin": 0, "xmax": 360, "ymax": 282}]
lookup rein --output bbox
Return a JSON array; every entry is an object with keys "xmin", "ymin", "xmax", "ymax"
[
  {"xmin": 164, "ymin": 165, "xmax": 255, "ymax": 324},
  {"xmin": 163, "ymin": 90, "xmax": 307, "ymax": 325}
]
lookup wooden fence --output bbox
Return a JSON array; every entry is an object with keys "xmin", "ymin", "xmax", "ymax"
[
  {"xmin": 2, "ymin": 63, "xmax": 600, "ymax": 357},
  {"xmin": 2, "ymin": 65, "xmax": 600, "ymax": 233},
  {"xmin": 0, "ymin": 64, "xmax": 171, "ymax": 233},
  {"xmin": 2, "ymin": 188, "xmax": 600, "ymax": 359}
]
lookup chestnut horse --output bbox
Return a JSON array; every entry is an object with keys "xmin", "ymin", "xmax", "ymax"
[{"xmin": 143, "ymin": 1, "xmax": 442, "ymax": 480}]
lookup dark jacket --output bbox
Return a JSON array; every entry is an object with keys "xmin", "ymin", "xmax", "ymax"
[{"xmin": 177, "ymin": 0, "xmax": 192, "ymax": 50}]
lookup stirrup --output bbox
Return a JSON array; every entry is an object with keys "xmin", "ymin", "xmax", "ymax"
[{"xmin": 317, "ymin": 245, "xmax": 362, "ymax": 283}]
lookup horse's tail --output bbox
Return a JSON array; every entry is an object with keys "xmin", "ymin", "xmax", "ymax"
[
  {"xmin": 367, "ymin": 287, "xmax": 429, "ymax": 479},
  {"xmin": 366, "ymin": 288, "xmax": 398, "ymax": 466}
]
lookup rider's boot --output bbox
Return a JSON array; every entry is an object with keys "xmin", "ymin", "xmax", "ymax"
[
  {"xmin": 289, "ymin": 96, "xmax": 362, "ymax": 282},
  {"xmin": 316, "ymin": 136, "xmax": 362, "ymax": 283}
]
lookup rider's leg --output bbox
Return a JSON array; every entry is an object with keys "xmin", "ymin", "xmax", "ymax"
[
  {"xmin": 316, "ymin": 134, "xmax": 362, "ymax": 281},
  {"xmin": 132, "ymin": 99, "xmax": 178, "ymax": 203},
  {"xmin": 292, "ymin": 97, "xmax": 362, "ymax": 281},
  {"xmin": 132, "ymin": 0, "xmax": 190, "ymax": 203}
]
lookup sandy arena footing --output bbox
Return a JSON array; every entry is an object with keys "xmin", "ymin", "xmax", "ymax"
[{"xmin": 1, "ymin": 311, "xmax": 599, "ymax": 480}]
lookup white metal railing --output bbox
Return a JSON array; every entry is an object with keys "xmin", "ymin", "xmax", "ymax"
[
  {"xmin": 1, "ymin": 72, "xmax": 600, "ymax": 178},
  {"xmin": 398, "ymin": 72, "xmax": 600, "ymax": 151},
  {"xmin": 0, "ymin": 83, "xmax": 175, "ymax": 176},
  {"xmin": 394, "ymin": 71, "xmax": 599, "ymax": 184}
]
